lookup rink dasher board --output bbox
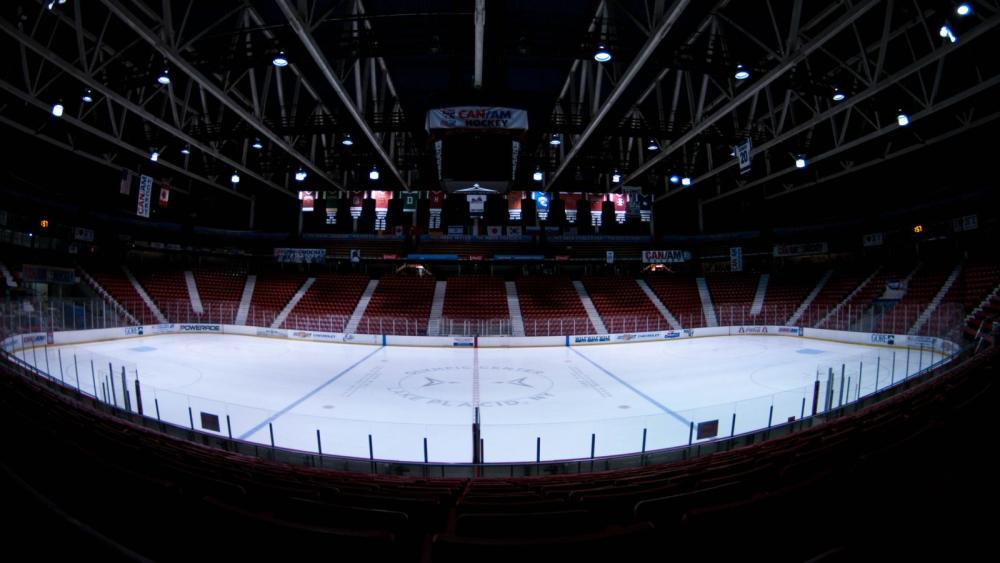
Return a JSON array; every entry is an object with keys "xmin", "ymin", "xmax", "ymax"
[{"xmin": 2, "ymin": 324, "xmax": 960, "ymax": 356}]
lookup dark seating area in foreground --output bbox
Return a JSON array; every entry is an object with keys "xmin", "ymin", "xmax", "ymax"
[{"xmin": 0, "ymin": 343, "xmax": 994, "ymax": 561}]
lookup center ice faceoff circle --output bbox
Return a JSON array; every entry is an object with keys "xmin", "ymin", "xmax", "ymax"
[{"xmin": 393, "ymin": 365, "xmax": 555, "ymax": 407}]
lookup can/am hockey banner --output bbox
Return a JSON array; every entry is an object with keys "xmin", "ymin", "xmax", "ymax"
[
  {"xmin": 401, "ymin": 191, "xmax": 419, "ymax": 212},
  {"xmin": 735, "ymin": 138, "xmax": 753, "ymax": 175},
  {"xmin": 642, "ymin": 250, "xmax": 691, "ymax": 263},
  {"xmin": 730, "ymin": 247, "xmax": 743, "ymax": 272},
  {"xmin": 136, "ymin": 174, "xmax": 153, "ymax": 218},
  {"xmin": 274, "ymin": 248, "xmax": 327, "ymax": 264},
  {"xmin": 425, "ymin": 107, "xmax": 529, "ymax": 132},
  {"xmin": 773, "ymin": 242, "xmax": 828, "ymax": 257}
]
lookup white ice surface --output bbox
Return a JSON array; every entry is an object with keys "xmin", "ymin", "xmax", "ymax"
[{"xmin": 28, "ymin": 334, "xmax": 946, "ymax": 463}]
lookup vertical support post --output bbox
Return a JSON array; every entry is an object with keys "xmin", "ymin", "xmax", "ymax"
[
  {"xmin": 316, "ymin": 429, "xmax": 323, "ymax": 457},
  {"xmin": 108, "ymin": 362, "xmax": 117, "ymax": 406},
  {"xmin": 226, "ymin": 415, "xmax": 232, "ymax": 439},
  {"xmin": 767, "ymin": 405, "xmax": 773, "ymax": 428},
  {"xmin": 731, "ymin": 412, "xmax": 737, "ymax": 437},
  {"xmin": 688, "ymin": 421, "xmax": 694, "ymax": 446},
  {"xmin": 269, "ymin": 423, "xmax": 275, "ymax": 447},
  {"xmin": 44, "ymin": 344, "xmax": 50, "ymax": 374},
  {"xmin": 590, "ymin": 433, "xmax": 596, "ymax": 459},
  {"xmin": 918, "ymin": 344, "xmax": 924, "ymax": 373},
  {"xmin": 58, "ymin": 349, "xmax": 64, "ymax": 383},
  {"xmin": 423, "ymin": 437, "xmax": 428, "ymax": 463},
  {"xmin": 641, "ymin": 428, "xmax": 647, "ymax": 453},
  {"xmin": 891, "ymin": 351, "xmax": 897, "ymax": 384},
  {"xmin": 121, "ymin": 366, "xmax": 130, "ymax": 411},
  {"xmin": 536, "ymin": 437, "xmax": 541, "ymax": 463},
  {"xmin": 875, "ymin": 355, "xmax": 880, "ymax": 392},
  {"xmin": 134, "ymin": 378, "xmax": 144, "ymax": 415},
  {"xmin": 838, "ymin": 364, "xmax": 845, "ymax": 407},
  {"xmin": 155, "ymin": 398, "xmax": 161, "ymax": 421},
  {"xmin": 800, "ymin": 397, "xmax": 806, "ymax": 420},
  {"xmin": 905, "ymin": 346, "xmax": 911, "ymax": 379},
  {"xmin": 189, "ymin": 407, "xmax": 195, "ymax": 429},
  {"xmin": 812, "ymin": 379, "xmax": 820, "ymax": 415},
  {"xmin": 91, "ymin": 359, "xmax": 97, "ymax": 396},
  {"xmin": 73, "ymin": 354, "xmax": 80, "ymax": 393}
]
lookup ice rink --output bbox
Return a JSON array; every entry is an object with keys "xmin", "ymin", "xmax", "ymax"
[{"xmin": 23, "ymin": 334, "xmax": 945, "ymax": 463}]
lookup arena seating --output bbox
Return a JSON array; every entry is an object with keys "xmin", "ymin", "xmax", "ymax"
[
  {"xmin": 245, "ymin": 272, "xmax": 308, "ymax": 327},
  {"xmin": 706, "ymin": 273, "xmax": 759, "ymax": 327},
  {"xmin": 883, "ymin": 262, "xmax": 955, "ymax": 334},
  {"xmin": 283, "ymin": 273, "xmax": 371, "ymax": 332},
  {"xmin": 440, "ymin": 276, "xmax": 510, "ymax": 334},
  {"xmin": 515, "ymin": 277, "xmax": 594, "ymax": 336},
  {"xmin": 757, "ymin": 270, "xmax": 823, "ymax": 325},
  {"xmin": 86, "ymin": 268, "xmax": 159, "ymax": 323},
  {"xmin": 192, "ymin": 268, "xmax": 246, "ymax": 324},
  {"xmin": 359, "ymin": 275, "xmax": 436, "ymax": 335},
  {"xmin": 642, "ymin": 274, "xmax": 706, "ymax": 328},
  {"xmin": 134, "ymin": 267, "xmax": 192, "ymax": 321},
  {"xmin": 582, "ymin": 277, "xmax": 669, "ymax": 333},
  {"xmin": 819, "ymin": 265, "xmax": 903, "ymax": 331}
]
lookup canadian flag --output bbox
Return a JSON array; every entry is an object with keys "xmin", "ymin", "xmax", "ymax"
[{"xmin": 158, "ymin": 180, "xmax": 170, "ymax": 207}]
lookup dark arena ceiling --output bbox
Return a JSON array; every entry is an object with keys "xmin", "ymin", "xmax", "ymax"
[{"xmin": 1, "ymin": 0, "xmax": 998, "ymax": 231}]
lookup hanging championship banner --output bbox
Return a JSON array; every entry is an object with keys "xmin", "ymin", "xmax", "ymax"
[
  {"xmin": 298, "ymin": 191, "xmax": 316, "ymax": 212},
  {"xmin": 624, "ymin": 187, "xmax": 642, "ymax": 218},
  {"xmin": 136, "ymin": 175, "xmax": 153, "ymax": 218},
  {"xmin": 511, "ymin": 140, "xmax": 520, "ymax": 180},
  {"xmin": 350, "ymin": 191, "xmax": 364, "ymax": 219},
  {"xmin": 429, "ymin": 191, "xmax": 444, "ymax": 229},
  {"xmin": 735, "ymin": 138, "xmax": 753, "ymax": 175},
  {"xmin": 639, "ymin": 194, "xmax": 653, "ymax": 223},
  {"xmin": 373, "ymin": 191, "xmax": 390, "ymax": 230},
  {"xmin": 531, "ymin": 192, "xmax": 550, "ymax": 220},
  {"xmin": 434, "ymin": 140, "xmax": 443, "ymax": 180},
  {"xmin": 467, "ymin": 194, "xmax": 486, "ymax": 215},
  {"xmin": 325, "ymin": 192, "xmax": 338, "ymax": 225},
  {"xmin": 402, "ymin": 191, "xmax": 418, "ymax": 212},
  {"xmin": 730, "ymin": 247, "xmax": 743, "ymax": 272},
  {"xmin": 119, "ymin": 169, "xmax": 134, "ymax": 195},
  {"xmin": 425, "ymin": 107, "xmax": 529, "ymax": 132},
  {"xmin": 560, "ymin": 193, "xmax": 580, "ymax": 223},
  {"xmin": 508, "ymin": 191, "xmax": 523, "ymax": 221},
  {"xmin": 590, "ymin": 194, "xmax": 605, "ymax": 226}
]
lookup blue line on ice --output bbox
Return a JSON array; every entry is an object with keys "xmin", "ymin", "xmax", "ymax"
[
  {"xmin": 238, "ymin": 345, "xmax": 384, "ymax": 440},
  {"xmin": 570, "ymin": 347, "xmax": 689, "ymax": 427}
]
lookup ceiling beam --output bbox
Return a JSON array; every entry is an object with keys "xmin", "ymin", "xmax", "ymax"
[
  {"xmin": 97, "ymin": 0, "xmax": 342, "ymax": 191},
  {"xmin": 474, "ymin": 0, "xmax": 485, "ymax": 89},
  {"xmin": 545, "ymin": 0, "xmax": 691, "ymax": 190},
  {"xmin": 274, "ymin": 0, "xmax": 407, "ymax": 189},
  {"xmin": 623, "ymin": 0, "xmax": 881, "ymax": 186}
]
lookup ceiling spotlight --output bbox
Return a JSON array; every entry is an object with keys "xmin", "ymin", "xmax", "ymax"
[
  {"xmin": 593, "ymin": 44, "xmax": 612, "ymax": 63},
  {"xmin": 734, "ymin": 64, "xmax": 750, "ymax": 80},
  {"xmin": 231, "ymin": 172, "xmax": 241, "ymax": 184},
  {"xmin": 150, "ymin": 151, "xmax": 159, "ymax": 162},
  {"xmin": 251, "ymin": 138, "xmax": 263, "ymax": 150},
  {"xmin": 680, "ymin": 177, "xmax": 692, "ymax": 186},
  {"xmin": 647, "ymin": 139, "xmax": 659, "ymax": 151},
  {"xmin": 341, "ymin": 133, "xmax": 354, "ymax": 146},
  {"xmin": 369, "ymin": 166, "xmax": 380, "ymax": 181},
  {"xmin": 832, "ymin": 88, "xmax": 846, "ymax": 102},
  {"xmin": 532, "ymin": 167, "xmax": 543, "ymax": 182},
  {"xmin": 669, "ymin": 174, "xmax": 680, "ymax": 184},
  {"xmin": 81, "ymin": 89, "xmax": 93, "ymax": 103},
  {"xmin": 897, "ymin": 111, "xmax": 910, "ymax": 127},
  {"xmin": 956, "ymin": 4, "xmax": 971, "ymax": 16},
  {"xmin": 180, "ymin": 146, "xmax": 191, "ymax": 155},
  {"xmin": 272, "ymin": 50, "xmax": 289, "ymax": 67},
  {"xmin": 939, "ymin": 24, "xmax": 957, "ymax": 43},
  {"xmin": 157, "ymin": 68, "xmax": 170, "ymax": 85},
  {"xmin": 795, "ymin": 155, "xmax": 807, "ymax": 169},
  {"xmin": 51, "ymin": 102, "xmax": 64, "ymax": 117},
  {"xmin": 549, "ymin": 133, "xmax": 562, "ymax": 146},
  {"xmin": 294, "ymin": 169, "xmax": 307, "ymax": 182},
  {"xmin": 611, "ymin": 170, "xmax": 622, "ymax": 183}
]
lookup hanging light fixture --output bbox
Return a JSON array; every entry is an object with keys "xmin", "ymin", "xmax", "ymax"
[
  {"xmin": 646, "ymin": 139, "xmax": 659, "ymax": 151},
  {"xmin": 794, "ymin": 155, "xmax": 807, "ymax": 169},
  {"xmin": 611, "ymin": 170, "xmax": 622, "ymax": 183},
  {"xmin": 341, "ymin": 133, "xmax": 354, "ymax": 146},
  {"xmin": 369, "ymin": 166, "xmax": 380, "ymax": 181},
  {"xmin": 81, "ymin": 89, "xmax": 93, "ymax": 103},
  {"xmin": 157, "ymin": 68, "xmax": 170, "ymax": 85},
  {"xmin": 230, "ymin": 172, "xmax": 240, "ymax": 184},
  {"xmin": 180, "ymin": 146, "xmax": 191, "ymax": 155},
  {"xmin": 251, "ymin": 138, "xmax": 263, "ymax": 150},
  {"xmin": 150, "ymin": 151, "xmax": 160, "ymax": 162},
  {"xmin": 897, "ymin": 111, "xmax": 910, "ymax": 127},
  {"xmin": 532, "ymin": 167, "xmax": 543, "ymax": 182},
  {"xmin": 734, "ymin": 64, "xmax": 750, "ymax": 80},
  {"xmin": 832, "ymin": 88, "xmax": 846, "ymax": 102},
  {"xmin": 669, "ymin": 174, "xmax": 680, "ymax": 184},
  {"xmin": 51, "ymin": 101, "xmax": 64, "ymax": 117},
  {"xmin": 549, "ymin": 133, "xmax": 562, "ymax": 146},
  {"xmin": 295, "ymin": 169, "xmax": 307, "ymax": 182},
  {"xmin": 593, "ymin": 44, "xmax": 612, "ymax": 63},
  {"xmin": 272, "ymin": 50, "xmax": 289, "ymax": 67}
]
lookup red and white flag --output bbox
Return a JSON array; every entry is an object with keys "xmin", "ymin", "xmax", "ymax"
[{"xmin": 158, "ymin": 180, "xmax": 170, "ymax": 207}]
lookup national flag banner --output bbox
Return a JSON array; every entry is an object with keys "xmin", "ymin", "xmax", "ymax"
[
  {"xmin": 136, "ymin": 175, "xmax": 153, "ymax": 218},
  {"xmin": 120, "ymin": 169, "xmax": 134, "ymax": 195},
  {"xmin": 158, "ymin": 180, "xmax": 170, "ymax": 207},
  {"xmin": 736, "ymin": 138, "xmax": 753, "ymax": 175},
  {"xmin": 402, "ymin": 191, "xmax": 419, "ymax": 212},
  {"xmin": 487, "ymin": 226, "xmax": 502, "ymax": 237}
]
